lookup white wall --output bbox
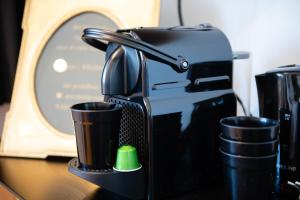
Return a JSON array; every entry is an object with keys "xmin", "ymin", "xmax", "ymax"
[
  {"xmin": 247, "ymin": 1, "xmax": 300, "ymax": 115},
  {"xmin": 160, "ymin": 0, "xmax": 300, "ymax": 116}
]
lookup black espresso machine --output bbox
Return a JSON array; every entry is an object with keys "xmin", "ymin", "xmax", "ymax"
[{"xmin": 69, "ymin": 24, "xmax": 247, "ymax": 199}]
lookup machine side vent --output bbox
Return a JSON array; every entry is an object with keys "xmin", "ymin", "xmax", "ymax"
[{"xmin": 108, "ymin": 98, "xmax": 146, "ymax": 164}]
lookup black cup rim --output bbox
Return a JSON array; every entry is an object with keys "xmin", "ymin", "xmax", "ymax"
[
  {"xmin": 220, "ymin": 116, "xmax": 279, "ymax": 130},
  {"xmin": 219, "ymin": 148, "xmax": 277, "ymax": 159},
  {"xmin": 219, "ymin": 134, "xmax": 278, "ymax": 145},
  {"xmin": 71, "ymin": 102, "xmax": 121, "ymax": 113}
]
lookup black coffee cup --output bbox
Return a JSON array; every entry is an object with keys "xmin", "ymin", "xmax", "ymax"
[
  {"xmin": 219, "ymin": 134, "xmax": 278, "ymax": 156},
  {"xmin": 220, "ymin": 116, "xmax": 279, "ymax": 142},
  {"xmin": 71, "ymin": 102, "xmax": 122, "ymax": 170},
  {"xmin": 220, "ymin": 149, "xmax": 277, "ymax": 200}
]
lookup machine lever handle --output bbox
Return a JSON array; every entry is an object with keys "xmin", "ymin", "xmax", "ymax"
[{"xmin": 82, "ymin": 28, "xmax": 189, "ymax": 73}]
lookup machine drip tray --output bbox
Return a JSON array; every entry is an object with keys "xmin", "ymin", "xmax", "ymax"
[{"xmin": 68, "ymin": 158, "xmax": 145, "ymax": 200}]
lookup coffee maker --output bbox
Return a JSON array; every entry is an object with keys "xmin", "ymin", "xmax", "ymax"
[
  {"xmin": 256, "ymin": 64, "xmax": 300, "ymax": 194},
  {"xmin": 69, "ymin": 25, "xmax": 242, "ymax": 199}
]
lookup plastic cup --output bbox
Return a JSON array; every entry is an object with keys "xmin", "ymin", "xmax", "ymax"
[
  {"xmin": 220, "ymin": 116, "xmax": 279, "ymax": 142},
  {"xmin": 114, "ymin": 145, "xmax": 141, "ymax": 172},
  {"xmin": 71, "ymin": 102, "xmax": 122, "ymax": 170},
  {"xmin": 219, "ymin": 134, "xmax": 278, "ymax": 156},
  {"xmin": 220, "ymin": 149, "xmax": 277, "ymax": 200}
]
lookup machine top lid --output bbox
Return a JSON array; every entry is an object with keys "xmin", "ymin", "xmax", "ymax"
[
  {"xmin": 119, "ymin": 24, "xmax": 233, "ymax": 65},
  {"xmin": 266, "ymin": 64, "xmax": 300, "ymax": 74}
]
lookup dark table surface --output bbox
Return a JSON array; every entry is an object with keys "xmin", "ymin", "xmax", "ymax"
[{"xmin": 0, "ymin": 156, "xmax": 109, "ymax": 200}]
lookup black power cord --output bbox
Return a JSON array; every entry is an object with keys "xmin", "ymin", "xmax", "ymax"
[
  {"xmin": 234, "ymin": 93, "xmax": 249, "ymax": 116},
  {"xmin": 178, "ymin": 0, "xmax": 184, "ymax": 26}
]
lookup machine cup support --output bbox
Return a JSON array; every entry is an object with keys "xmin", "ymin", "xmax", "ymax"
[{"xmin": 68, "ymin": 158, "xmax": 145, "ymax": 200}]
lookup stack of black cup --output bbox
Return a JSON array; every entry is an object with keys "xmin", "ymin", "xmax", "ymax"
[{"xmin": 219, "ymin": 116, "xmax": 279, "ymax": 200}]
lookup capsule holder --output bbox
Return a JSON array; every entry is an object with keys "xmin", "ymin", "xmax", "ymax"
[{"xmin": 68, "ymin": 158, "xmax": 145, "ymax": 200}]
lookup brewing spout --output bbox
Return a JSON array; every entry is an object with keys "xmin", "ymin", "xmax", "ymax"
[{"xmin": 233, "ymin": 51, "xmax": 250, "ymax": 60}]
